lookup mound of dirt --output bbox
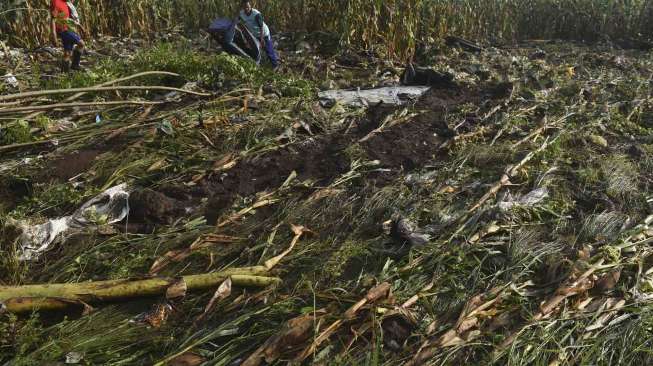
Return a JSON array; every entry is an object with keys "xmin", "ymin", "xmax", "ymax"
[
  {"xmin": 362, "ymin": 114, "xmax": 449, "ymax": 171},
  {"xmin": 0, "ymin": 176, "xmax": 31, "ymax": 213},
  {"xmin": 146, "ymin": 82, "xmax": 515, "ymax": 224},
  {"xmin": 129, "ymin": 189, "xmax": 189, "ymax": 224},
  {"xmin": 414, "ymin": 85, "xmax": 476, "ymax": 110},
  {"xmin": 204, "ymin": 136, "xmax": 351, "ymax": 222},
  {"xmin": 47, "ymin": 149, "xmax": 102, "ymax": 182}
]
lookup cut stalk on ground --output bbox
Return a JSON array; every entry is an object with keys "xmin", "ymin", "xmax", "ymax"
[{"xmin": 0, "ymin": 270, "xmax": 280, "ymax": 313}]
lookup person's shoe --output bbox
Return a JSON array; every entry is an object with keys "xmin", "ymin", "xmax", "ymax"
[
  {"xmin": 61, "ymin": 59, "xmax": 71, "ymax": 73},
  {"xmin": 71, "ymin": 50, "xmax": 83, "ymax": 71}
]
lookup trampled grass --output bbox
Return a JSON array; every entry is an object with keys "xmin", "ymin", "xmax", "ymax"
[{"xmin": 2, "ymin": 3, "xmax": 653, "ymax": 365}]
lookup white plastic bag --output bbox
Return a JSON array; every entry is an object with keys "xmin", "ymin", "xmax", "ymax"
[{"xmin": 18, "ymin": 184, "xmax": 130, "ymax": 261}]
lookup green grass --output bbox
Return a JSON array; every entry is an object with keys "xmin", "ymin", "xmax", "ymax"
[
  {"xmin": 3, "ymin": 28, "xmax": 653, "ymax": 366},
  {"xmin": 0, "ymin": 120, "xmax": 32, "ymax": 146}
]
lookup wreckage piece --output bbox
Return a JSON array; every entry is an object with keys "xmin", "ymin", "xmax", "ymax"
[
  {"xmin": 318, "ymin": 86, "xmax": 430, "ymax": 108},
  {"xmin": 379, "ymin": 216, "xmax": 432, "ymax": 258},
  {"xmin": 497, "ymin": 187, "xmax": 549, "ymax": 211},
  {"xmin": 401, "ymin": 63, "xmax": 455, "ymax": 87},
  {"xmin": 208, "ymin": 18, "xmax": 261, "ymax": 63},
  {"xmin": 16, "ymin": 184, "xmax": 129, "ymax": 261},
  {"xmin": 445, "ymin": 36, "xmax": 483, "ymax": 53},
  {"xmin": 391, "ymin": 217, "xmax": 431, "ymax": 247},
  {"xmin": 0, "ymin": 271, "xmax": 281, "ymax": 314}
]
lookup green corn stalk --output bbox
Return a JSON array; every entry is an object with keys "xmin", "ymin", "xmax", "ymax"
[{"xmin": 1, "ymin": 0, "xmax": 651, "ymax": 59}]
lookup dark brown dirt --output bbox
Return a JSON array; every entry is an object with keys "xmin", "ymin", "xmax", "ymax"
[
  {"xmin": 358, "ymin": 84, "xmax": 501, "ymax": 177},
  {"xmin": 129, "ymin": 189, "xmax": 189, "ymax": 224},
  {"xmin": 132, "ymin": 82, "xmax": 513, "ymax": 224},
  {"xmin": 414, "ymin": 85, "xmax": 476, "ymax": 110},
  {"xmin": 47, "ymin": 149, "xmax": 102, "ymax": 182},
  {"xmin": 382, "ymin": 314, "xmax": 414, "ymax": 352},
  {"xmin": 203, "ymin": 135, "xmax": 351, "ymax": 222},
  {"xmin": 362, "ymin": 115, "xmax": 449, "ymax": 171},
  {"xmin": 0, "ymin": 176, "xmax": 31, "ymax": 214}
]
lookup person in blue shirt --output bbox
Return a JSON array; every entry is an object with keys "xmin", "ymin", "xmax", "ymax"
[{"xmin": 239, "ymin": 1, "xmax": 279, "ymax": 69}]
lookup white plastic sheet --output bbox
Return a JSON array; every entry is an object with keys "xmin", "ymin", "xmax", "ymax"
[
  {"xmin": 318, "ymin": 86, "xmax": 430, "ymax": 107},
  {"xmin": 2, "ymin": 73, "xmax": 18, "ymax": 88},
  {"xmin": 498, "ymin": 187, "xmax": 549, "ymax": 211},
  {"xmin": 18, "ymin": 184, "xmax": 130, "ymax": 260}
]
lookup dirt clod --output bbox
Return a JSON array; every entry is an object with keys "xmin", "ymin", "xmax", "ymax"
[
  {"xmin": 129, "ymin": 189, "xmax": 188, "ymax": 224},
  {"xmin": 48, "ymin": 150, "xmax": 102, "ymax": 182}
]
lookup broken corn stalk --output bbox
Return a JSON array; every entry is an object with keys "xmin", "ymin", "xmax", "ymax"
[{"xmin": 0, "ymin": 270, "xmax": 280, "ymax": 314}]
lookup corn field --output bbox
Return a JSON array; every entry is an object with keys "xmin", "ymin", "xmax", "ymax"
[
  {"xmin": 6, "ymin": 0, "xmax": 653, "ymax": 363},
  {"xmin": 2, "ymin": 0, "xmax": 653, "ymax": 57}
]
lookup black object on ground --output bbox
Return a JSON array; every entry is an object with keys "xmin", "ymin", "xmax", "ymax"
[
  {"xmin": 401, "ymin": 63, "xmax": 454, "ymax": 87},
  {"xmin": 445, "ymin": 35, "xmax": 483, "ymax": 53}
]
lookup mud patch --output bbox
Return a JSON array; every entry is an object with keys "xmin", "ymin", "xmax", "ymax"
[
  {"xmin": 204, "ymin": 136, "xmax": 351, "ymax": 222},
  {"xmin": 47, "ymin": 150, "xmax": 102, "ymax": 182},
  {"xmin": 200, "ymin": 83, "xmax": 512, "ymax": 223},
  {"xmin": 414, "ymin": 81, "xmax": 512, "ymax": 110},
  {"xmin": 129, "ymin": 189, "xmax": 189, "ymax": 224},
  {"xmin": 414, "ymin": 85, "xmax": 477, "ymax": 110},
  {"xmin": 357, "ymin": 83, "xmax": 513, "ymax": 181},
  {"xmin": 362, "ymin": 114, "xmax": 449, "ymax": 172},
  {"xmin": 0, "ymin": 176, "xmax": 31, "ymax": 213}
]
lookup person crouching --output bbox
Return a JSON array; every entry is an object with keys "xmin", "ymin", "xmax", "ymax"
[{"xmin": 50, "ymin": 0, "xmax": 86, "ymax": 72}]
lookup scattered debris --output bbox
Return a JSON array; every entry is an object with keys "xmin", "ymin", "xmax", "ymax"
[
  {"xmin": 529, "ymin": 49, "xmax": 547, "ymax": 59},
  {"xmin": 65, "ymin": 352, "xmax": 84, "ymax": 364},
  {"xmin": 2, "ymin": 73, "xmax": 18, "ymax": 88},
  {"xmin": 497, "ymin": 187, "xmax": 549, "ymax": 211},
  {"xmin": 132, "ymin": 303, "xmax": 174, "ymax": 328},
  {"xmin": 15, "ymin": 184, "xmax": 130, "ymax": 261},
  {"xmin": 166, "ymin": 278, "xmax": 188, "ymax": 300},
  {"xmin": 194, "ymin": 277, "xmax": 232, "ymax": 325},
  {"xmin": 387, "ymin": 216, "xmax": 431, "ymax": 247},
  {"xmin": 242, "ymin": 313, "xmax": 319, "ymax": 366},
  {"xmin": 445, "ymin": 36, "xmax": 483, "ymax": 53}
]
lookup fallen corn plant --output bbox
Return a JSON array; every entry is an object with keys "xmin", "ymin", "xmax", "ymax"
[
  {"xmin": 0, "ymin": 85, "xmax": 212, "ymax": 102},
  {"xmin": 0, "ymin": 100, "xmax": 166, "ymax": 115},
  {"xmin": 0, "ymin": 270, "xmax": 280, "ymax": 313}
]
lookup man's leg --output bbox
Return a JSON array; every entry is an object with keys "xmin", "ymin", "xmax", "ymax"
[
  {"xmin": 61, "ymin": 50, "xmax": 72, "ymax": 73},
  {"xmin": 60, "ymin": 31, "xmax": 73, "ymax": 73},
  {"xmin": 71, "ymin": 35, "xmax": 85, "ymax": 71},
  {"xmin": 61, "ymin": 31, "xmax": 85, "ymax": 71},
  {"xmin": 263, "ymin": 36, "xmax": 279, "ymax": 69}
]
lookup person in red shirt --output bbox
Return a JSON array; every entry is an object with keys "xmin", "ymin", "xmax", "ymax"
[{"xmin": 50, "ymin": 0, "xmax": 86, "ymax": 72}]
